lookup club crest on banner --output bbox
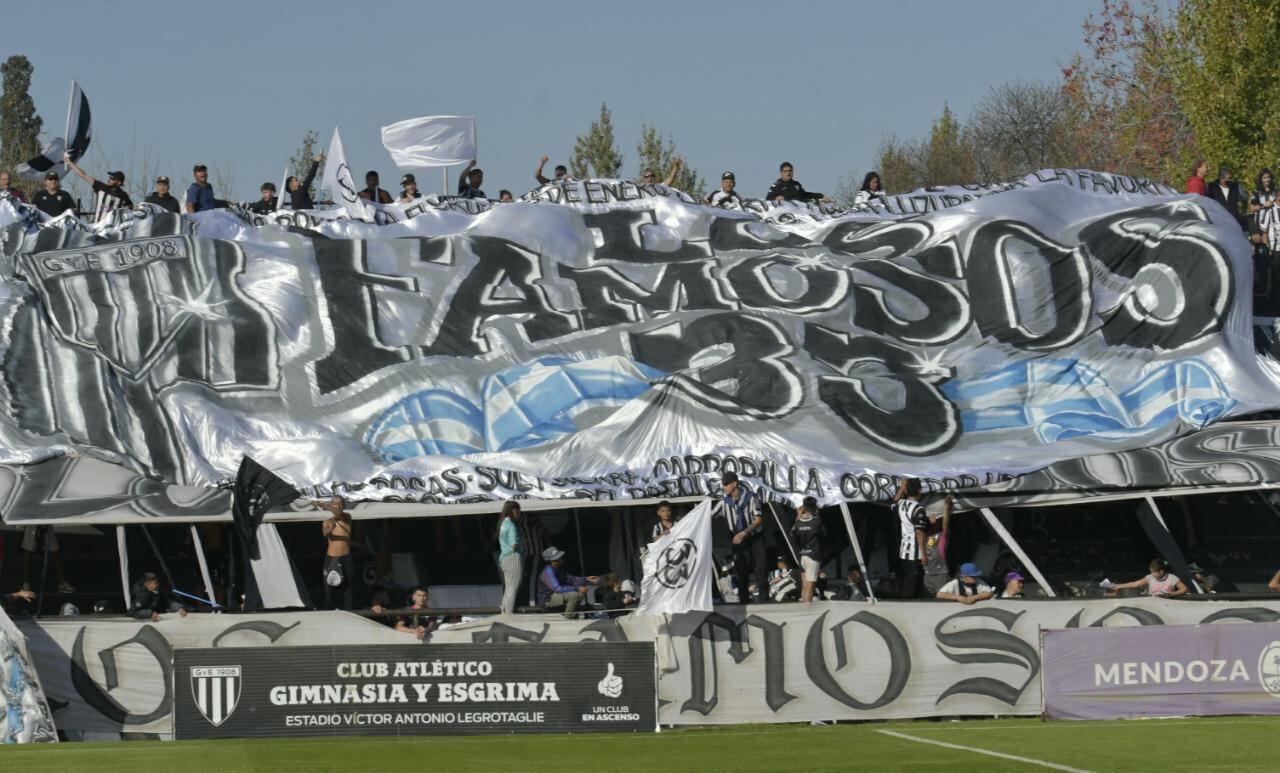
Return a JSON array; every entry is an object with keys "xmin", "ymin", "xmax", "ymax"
[
  {"xmin": 191, "ymin": 665, "xmax": 241, "ymax": 726},
  {"xmin": 1259, "ymin": 641, "xmax": 1280, "ymax": 697},
  {"xmin": 655, "ymin": 538, "xmax": 698, "ymax": 589}
]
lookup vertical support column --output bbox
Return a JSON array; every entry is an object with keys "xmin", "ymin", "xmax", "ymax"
[
  {"xmin": 978, "ymin": 508, "xmax": 1056, "ymax": 597},
  {"xmin": 837, "ymin": 501, "xmax": 877, "ymax": 603},
  {"xmin": 117, "ymin": 525, "xmax": 132, "ymax": 611},
  {"xmin": 190, "ymin": 525, "xmax": 218, "ymax": 609}
]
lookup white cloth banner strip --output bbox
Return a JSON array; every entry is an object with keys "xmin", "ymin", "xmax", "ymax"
[
  {"xmin": 637, "ymin": 499, "xmax": 713, "ymax": 615},
  {"xmin": 248, "ymin": 523, "xmax": 307, "ymax": 608},
  {"xmin": 380, "ymin": 115, "xmax": 476, "ymax": 167},
  {"xmin": 23, "ymin": 599, "xmax": 1280, "ymax": 735},
  {"xmin": 1, "ymin": 169, "xmax": 1278, "ymax": 513}
]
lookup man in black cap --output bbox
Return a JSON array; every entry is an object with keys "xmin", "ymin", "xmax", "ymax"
[
  {"xmin": 706, "ymin": 171, "xmax": 744, "ymax": 207},
  {"xmin": 32, "ymin": 171, "xmax": 76, "ymax": 217},
  {"xmin": 399, "ymin": 173, "xmax": 422, "ymax": 203},
  {"xmin": 144, "ymin": 176, "xmax": 181, "ymax": 213},
  {"xmin": 248, "ymin": 181, "xmax": 279, "ymax": 214},
  {"xmin": 64, "ymin": 153, "xmax": 134, "ymax": 220},
  {"xmin": 128, "ymin": 571, "xmax": 188, "ymax": 622},
  {"xmin": 285, "ymin": 151, "xmax": 323, "ymax": 210},
  {"xmin": 766, "ymin": 161, "xmax": 831, "ymax": 204},
  {"xmin": 720, "ymin": 471, "xmax": 769, "ymax": 604},
  {"xmin": 457, "ymin": 160, "xmax": 486, "ymax": 199},
  {"xmin": 358, "ymin": 170, "xmax": 393, "ymax": 204},
  {"xmin": 186, "ymin": 164, "xmax": 215, "ymax": 213}
]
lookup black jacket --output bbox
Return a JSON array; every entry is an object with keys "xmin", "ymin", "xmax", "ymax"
[
  {"xmin": 766, "ymin": 178, "xmax": 824, "ymax": 203},
  {"xmin": 129, "ymin": 582, "xmax": 182, "ymax": 618},
  {"xmin": 144, "ymin": 193, "xmax": 181, "ymax": 213},
  {"xmin": 288, "ymin": 160, "xmax": 320, "ymax": 210},
  {"xmin": 248, "ymin": 196, "xmax": 279, "ymax": 214},
  {"xmin": 1207, "ymin": 180, "xmax": 1245, "ymax": 228}
]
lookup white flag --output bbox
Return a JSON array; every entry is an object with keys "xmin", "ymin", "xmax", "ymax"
[
  {"xmin": 636, "ymin": 499, "xmax": 714, "ymax": 616},
  {"xmin": 321, "ymin": 128, "xmax": 364, "ymax": 218},
  {"xmin": 380, "ymin": 116, "xmax": 476, "ymax": 168}
]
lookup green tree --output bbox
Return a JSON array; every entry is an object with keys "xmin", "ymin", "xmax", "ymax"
[
  {"xmin": 0, "ymin": 55, "xmax": 43, "ymax": 195},
  {"xmin": 923, "ymin": 104, "xmax": 977, "ymax": 186},
  {"xmin": 569, "ymin": 103, "xmax": 622, "ymax": 178},
  {"xmin": 1062, "ymin": 0, "xmax": 1194, "ymax": 182},
  {"xmin": 636, "ymin": 124, "xmax": 704, "ymax": 194},
  {"xmin": 1171, "ymin": 0, "xmax": 1280, "ymax": 186},
  {"xmin": 871, "ymin": 135, "xmax": 926, "ymax": 195},
  {"xmin": 288, "ymin": 129, "xmax": 322, "ymax": 193}
]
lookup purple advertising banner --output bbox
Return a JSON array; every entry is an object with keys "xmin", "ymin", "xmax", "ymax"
[{"xmin": 1042, "ymin": 622, "xmax": 1280, "ymax": 720}]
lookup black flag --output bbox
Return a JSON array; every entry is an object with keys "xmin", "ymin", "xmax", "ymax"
[{"xmin": 231, "ymin": 456, "xmax": 299, "ymax": 560}]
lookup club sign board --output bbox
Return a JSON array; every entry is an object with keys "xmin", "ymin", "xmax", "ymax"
[{"xmin": 173, "ymin": 642, "xmax": 656, "ymax": 738}]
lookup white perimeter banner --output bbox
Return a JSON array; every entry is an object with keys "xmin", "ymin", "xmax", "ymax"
[{"xmin": 21, "ymin": 599, "xmax": 1280, "ymax": 735}]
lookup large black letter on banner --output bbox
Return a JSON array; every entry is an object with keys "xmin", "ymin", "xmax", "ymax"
[
  {"xmin": 630, "ymin": 313, "xmax": 802, "ymax": 419},
  {"xmin": 584, "ymin": 210, "xmax": 713, "ymax": 263},
  {"xmin": 423, "ymin": 236, "xmax": 576, "ymax": 357},
  {"xmin": 804, "ymin": 610, "xmax": 910, "ymax": 710},
  {"xmin": 933, "ymin": 608, "xmax": 1039, "ymax": 706},
  {"xmin": 313, "ymin": 239, "xmax": 414, "ymax": 394},
  {"xmin": 1079, "ymin": 202, "xmax": 1233, "ymax": 349},
  {"xmin": 557, "ymin": 259, "xmax": 733, "ymax": 330},
  {"xmin": 965, "ymin": 220, "xmax": 1091, "ymax": 350},
  {"xmin": 804, "ymin": 322, "xmax": 960, "ymax": 455}
]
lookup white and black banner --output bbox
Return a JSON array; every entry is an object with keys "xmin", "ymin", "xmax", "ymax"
[
  {"xmin": 0, "ymin": 607, "xmax": 57, "ymax": 743},
  {"xmin": 637, "ymin": 499, "xmax": 713, "ymax": 616},
  {"xmin": 22, "ymin": 600, "xmax": 1280, "ymax": 735},
  {"xmin": 0, "ymin": 169, "xmax": 1276, "ymax": 511},
  {"xmin": 173, "ymin": 642, "xmax": 656, "ymax": 738}
]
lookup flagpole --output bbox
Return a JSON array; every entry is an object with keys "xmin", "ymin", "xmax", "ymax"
[
  {"xmin": 766, "ymin": 501, "xmax": 800, "ymax": 567},
  {"xmin": 837, "ymin": 501, "xmax": 877, "ymax": 603},
  {"xmin": 63, "ymin": 80, "xmax": 75, "ymax": 154}
]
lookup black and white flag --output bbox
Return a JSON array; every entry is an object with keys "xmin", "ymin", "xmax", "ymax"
[
  {"xmin": 231, "ymin": 457, "xmax": 309, "ymax": 610},
  {"xmin": 16, "ymin": 80, "xmax": 91, "ymax": 181},
  {"xmin": 637, "ymin": 499, "xmax": 713, "ymax": 616}
]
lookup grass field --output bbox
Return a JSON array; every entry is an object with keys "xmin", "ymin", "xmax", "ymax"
[{"xmin": 3, "ymin": 715, "xmax": 1277, "ymax": 772}]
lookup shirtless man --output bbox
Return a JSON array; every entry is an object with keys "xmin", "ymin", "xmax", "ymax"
[{"xmin": 318, "ymin": 496, "xmax": 354, "ymax": 610}]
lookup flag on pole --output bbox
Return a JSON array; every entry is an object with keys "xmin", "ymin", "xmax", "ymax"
[
  {"xmin": 275, "ymin": 166, "xmax": 288, "ymax": 212},
  {"xmin": 380, "ymin": 116, "xmax": 476, "ymax": 168},
  {"xmin": 321, "ymin": 127, "xmax": 364, "ymax": 218},
  {"xmin": 230, "ymin": 456, "xmax": 309, "ymax": 610},
  {"xmin": 636, "ymin": 499, "xmax": 714, "ymax": 616},
  {"xmin": 17, "ymin": 81, "xmax": 91, "ymax": 181}
]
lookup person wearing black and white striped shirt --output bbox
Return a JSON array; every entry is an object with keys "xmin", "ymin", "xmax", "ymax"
[
  {"xmin": 650, "ymin": 500, "xmax": 677, "ymax": 542},
  {"xmin": 64, "ymin": 153, "xmax": 133, "ymax": 221},
  {"xmin": 893, "ymin": 478, "xmax": 929, "ymax": 598},
  {"xmin": 720, "ymin": 471, "xmax": 768, "ymax": 604}
]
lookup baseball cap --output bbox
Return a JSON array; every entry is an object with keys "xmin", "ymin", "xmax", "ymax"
[
  {"xmin": 140, "ymin": 571, "xmax": 159, "ymax": 583},
  {"xmin": 107, "ymin": 170, "xmax": 125, "ymax": 182},
  {"xmin": 261, "ymin": 181, "xmax": 276, "ymax": 191},
  {"xmin": 542, "ymin": 546, "xmax": 566, "ymax": 562},
  {"xmin": 959, "ymin": 563, "xmax": 980, "ymax": 578},
  {"xmin": 155, "ymin": 175, "xmax": 170, "ymax": 184},
  {"xmin": 721, "ymin": 471, "xmax": 739, "ymax": 485},
  {"xmin": 1004, "ymin": 571, "xmax": 1026, "ymax": 583},
  {"xmin": 721, "ymin": 171, "xmax": 735, "ymax": 181},
  {"xmin": 401, "ymin": 173, "xmax": 416, "ymax": 185},
  {"xmin": 192, "ymin": 164, "xmax": 207, "ymax": 172},
  {"xmin": 44, "ymin": 171, "xmax": 59, "ymax": 181}
]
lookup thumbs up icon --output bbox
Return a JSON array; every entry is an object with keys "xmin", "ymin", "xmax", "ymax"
[{"xmin": 598, "ymin": 662, "xmax": 623, "ymax": 698}]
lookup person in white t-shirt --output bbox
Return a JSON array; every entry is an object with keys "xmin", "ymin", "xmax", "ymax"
[
  {"xmin": 936, "ymin": 563, "xmax": 995, "ymax": 605},
  {"xmin": 1113, "ymin": 558, "xmax": 1188, "ymax": 597}
]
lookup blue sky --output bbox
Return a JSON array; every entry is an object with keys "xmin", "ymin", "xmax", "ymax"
[{"xmin": 7, "ymin": 0, "xmax": 1096, "ymax": 202}]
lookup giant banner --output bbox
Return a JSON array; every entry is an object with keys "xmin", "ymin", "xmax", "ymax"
[
  {"xmin": 0, "ymin": 169, "xmax": 1275, "ymax": 508},
  {"xmin": 1043, "ymin": 622, "xmax": 1280, "ymax": 719},
  {"xmin": 22, "ymin": 599, "xmax": 1280, "ymax": 735}
]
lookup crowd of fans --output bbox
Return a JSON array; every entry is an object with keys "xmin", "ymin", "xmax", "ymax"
[{"xmin": 0, "ymin": 149, "xmax": 887, "ymax": 222}]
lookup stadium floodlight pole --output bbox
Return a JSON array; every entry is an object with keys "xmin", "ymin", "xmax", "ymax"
[
  {"xmin": 837, "ymin": 501, "xmax": 876, "ymax": 603},
  {"xmin": 978, "ymin": 508, "xmax": 1056, "ymax": 597},
  {"xmin": 117, "ymin": 526, "xmax": 132, "ymax": 611},
  {"xmin": 766, "ymin": 501, "xmax": 801, "ymax": 567}
]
